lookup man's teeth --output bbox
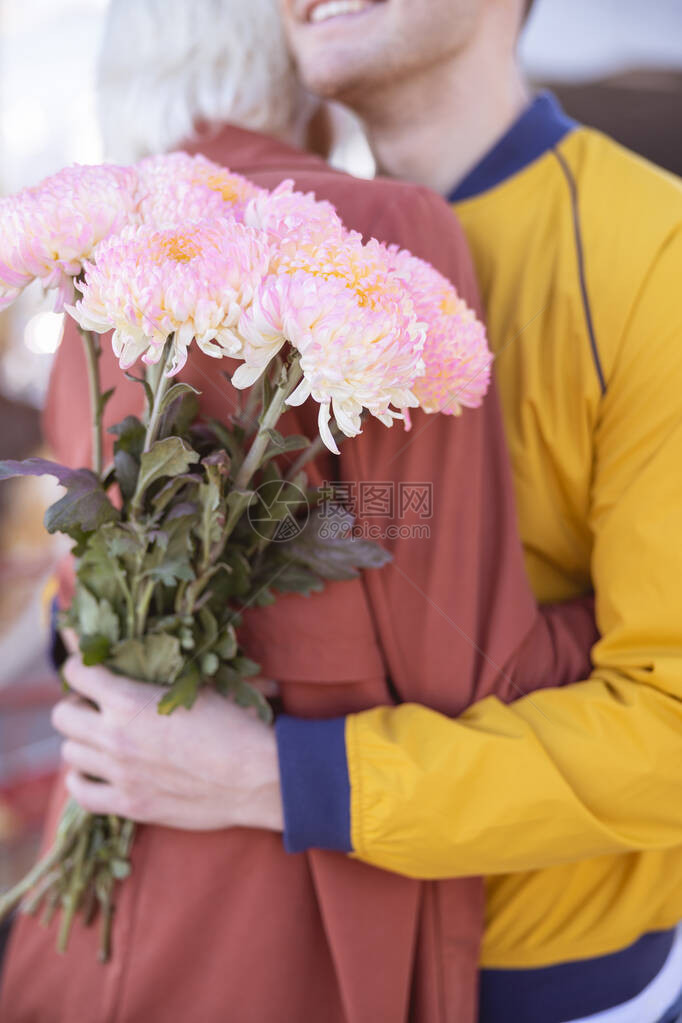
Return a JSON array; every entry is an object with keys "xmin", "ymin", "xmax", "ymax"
[{"xmin": 309, "ymin": 0, "xmax": 372, "ymax": 23}]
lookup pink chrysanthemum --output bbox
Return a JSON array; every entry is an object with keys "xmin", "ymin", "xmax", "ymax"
[
  {"xmin": 70, "ymin": 219, "xmax": 270, "ymax": 375},
  {"xmin": 387, "ymin": 247, "xmax": 492, "ymax": 423},
  {"xmin": 244, "ymin": 180, "xmax": 346, "ymax": 251},
  {"xmin": 0, "ymin": 164, "xmax": 138, "ymax": 312},
  {"xmin": 136, "ymin": 152, "xmax": 264, "ymax": 229},
  {"xmin": 236, "ymin": 234, "xmax": 425, "ymax": 453}
]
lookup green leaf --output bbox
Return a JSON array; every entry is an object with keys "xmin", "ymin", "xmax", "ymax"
[
  {"xmin": 215, "ymin": 660, "xmax": 272, "ymax": 724},
  {"xmin": 151, "ymin": 473, "xmax": 201, "ymax": 517},
  {"xmin": 207, "ymin": 419, "xmax": 243, "ymax": 464},
  {"xmin": 109, "ymin": 634, "xmax": 183, "ymax": 684},
  {"xmin": 0, "ymin": 459, "xmax": 119, "ymax": 538},
  {"xmin": 144, "ymin": 557, "xmax": 195, "ymax": 587},
  {"xmin": 233, "ymin": 655, "xmax": 260, "ymax": 678},
  {"xmin": 263, "ymin": 429, "xmax": 310, "ymax": 454},
  {"xmin": 268, "ymin": 560, "xmax": 324, "ymax": 597},
  {"xmin": 158, "ymin": 387, "xmax": 200, "ymax": 439},
  {"xmin": 80, "ymin": 634, "xmax": 112, "ymax": 666},
  {"xmin": 71, "ymin": 585, "xmax": 100, "ymax": 636},
  {"xmin": 259, "ymin": 433, "xmax": 310, "ymax": 470},
  {"xmin": 104, "ymin": 525, "xmax": 141, "ymax": 560},
  {"xmin": 70, "ymin": 587, "xmax": 119, "ymax": 665},
  {"xmin": 46, "ymin": 484, "xmax": 119, "ymax": 539},
  {"xmin": 202, "ymin": 449, "xmax": 231, "ymax": 481},
  {"xmin": 97, "ymin": 387, "xmax": 116, "ymax": 420},
  {"xmin": 114, "ymin": 450, "xmax": 139, "ymax": 502},
  {"xmin": 108, "ymin": 415, "xmax": 146, "ymax": 457},
  {"xmin": 200, "ymin": 652, "xmax": 219, "ymax": 676},
  {"xmin": 198, "ymin": 607, "xmax": 219, "ymax": 648},
  {"xmin": 142, "ymin": 514, "xmax": 195, "ymax": 587},
  {"xmin": 73, "ymin": 589, "xmax": 120, "ymax": 643},
  {"xmin": 210, "ymin": 549, "xmax": 251, "ymax": 600},
  {"xmin": 158, "ymin": 381, "xmax": 200, "ymax": 415},
  {"xmin": 284, "ymin": 508, "xmax": 393, "ymax": 581},
  {"xmin": 75, "ymin": 529, "xmax": 127, "ymax": 605},
  {"xmin": 195, "ymin": 475, "xmax": 224, "ymax": 564},
  {"xmin": 132, "ymin": 437, "xmax": 200, "ymax": 511},
  {"xmin": 259, "ymin": 373, "xmax": 274, "ymax": 424},
  {"xmin": 215, "ymin": 623, "xmax": 237, "ymax": 660},
  {"xmin": 123, "ymin": 372, "xmax": 154, "ymax": 412},
  {"xmin": 0, "ymin": 457, "xmax": 77, "ymax": 486},
  {"xmin": 225, "ymin": 488, "xmax": 255, "ymax": 526},
  {"xmin": 157, "ymin": 663, "xmax": 201, "ymax": 714}
]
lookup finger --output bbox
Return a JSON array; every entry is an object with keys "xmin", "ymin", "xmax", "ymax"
[
  {"xmin": 61, "ymin": 740, "xmax": 123, "ymax": 787},
  {"xmin": 62, "ymin": 655, "xmax": 160, "ymax": 717},
  {"xmin": 61, "ymin": 628, "xmax": 79, "ymax": 655},
  {"xmin": 52, "ymin": 698, "xmax": 117, "ymax": 752},
  {"xmin": 64, "ymin": 770, "xmax": 130, "ymax": 818}
]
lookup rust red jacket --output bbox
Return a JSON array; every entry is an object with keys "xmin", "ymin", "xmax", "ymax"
[{"xmin": 0, "ymin": 126, "xmax": 596, "ymax": 1023}]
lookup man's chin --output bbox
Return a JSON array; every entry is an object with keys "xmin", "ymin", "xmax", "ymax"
[{"xmin": 297, "ymin": 60, "xmax": 377, "ymax": 107}]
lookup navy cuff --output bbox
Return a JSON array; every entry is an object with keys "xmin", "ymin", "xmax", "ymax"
[{"xmin": 275, "ymin": 714, "xmax": 352, "ymax": 854}]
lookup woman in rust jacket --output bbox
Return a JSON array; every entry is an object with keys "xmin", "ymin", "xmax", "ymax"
[{"xmin": 0, "ymin": 126, "xmax": 597, "ymax": 1023}]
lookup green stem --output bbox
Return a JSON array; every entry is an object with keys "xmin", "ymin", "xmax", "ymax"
[
  {"xmin": 220, "ymin": 361, "xmax": 302, "ymax": 544},
  {"xmin": 234, "ymin": 360, "xmax": 303, "ymax": 491},
  {"xmin": 0, "ymin": 800, "xmax": 88, "ymax": 920},
  {"xmin": 57, "ymin": 825, "xmax": 89, "ymax": 953},
  {"xmin": 77, "ymin": 326, "xmax": 103, "ymax": 478},
  {"xmin": 239, "ymin": 376, "xmax": 264, "ymax": 435},
  {"xmin": 143, "ymin": 339, "xmax": 174, "ymax": 453},
  {"xmin": 97, "ymin": 872, "xmax": 115, "ymax": 963},
  {"xmin": 19, "ymin": 866, "xmax": 63, "ymax": 916},
  {"xmin": 284, "ymin": 422, "xmax": 345, "ymax": 483},
  {"xmin": 118, "ymin": 818, "xmax": 136, "ymax": 858},
  {"xmin": 135, "ymin": 579, "xmax": 156, "ymax": 637}
]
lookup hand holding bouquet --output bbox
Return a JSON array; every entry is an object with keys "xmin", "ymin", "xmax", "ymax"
[{"xmin": 0, "ymin": 153, "xmax": 490, "ymax": 959}]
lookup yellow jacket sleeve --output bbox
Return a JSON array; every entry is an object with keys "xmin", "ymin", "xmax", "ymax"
[{"xmin": 346, "ymin": 230, "xmax": 682, "ymax": 880}]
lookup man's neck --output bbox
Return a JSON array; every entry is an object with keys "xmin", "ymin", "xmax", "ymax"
[{"xmin": 349, "ymin": 34, "xmax": 529, "ymax": 196}]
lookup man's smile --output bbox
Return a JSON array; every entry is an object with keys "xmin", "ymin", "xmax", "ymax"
[{"xmin": 303, "ymin": 0, "xmax": 385, "ymax": 26}]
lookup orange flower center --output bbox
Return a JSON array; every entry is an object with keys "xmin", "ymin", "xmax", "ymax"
[
  {"xmin": 205, "ymin": 174, "xmax": 243, "ymax": 204},
  {"xmin": 160, "ymin": 234, "xmax": 200, "ymax": 263}
]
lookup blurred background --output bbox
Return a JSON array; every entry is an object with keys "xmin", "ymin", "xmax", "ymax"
[{"xmin": 0, "ymin": 0, "xmax": 681, "ymax": 910}]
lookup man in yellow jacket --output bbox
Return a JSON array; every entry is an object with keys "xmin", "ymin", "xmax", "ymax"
[
  {"xmin": 49, "ymin": 0, "xmax": 682, "ymax": 1019},
  {"xmin": 271, "ymin": 1, "xmax": 682, "ymax": 1020}
]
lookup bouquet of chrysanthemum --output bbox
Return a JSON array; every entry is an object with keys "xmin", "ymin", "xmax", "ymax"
[{"xmin": 0, "ymin": 153, "xmax": 491, "ymax": 960}]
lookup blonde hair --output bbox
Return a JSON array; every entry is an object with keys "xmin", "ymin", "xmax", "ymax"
[{"xmin": 97, "ymin": 0, "xmax": 309, "ymax": 162}]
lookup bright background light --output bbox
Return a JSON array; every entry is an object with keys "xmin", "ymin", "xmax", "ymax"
[{"xmin": 0, "ymin": 0, "xmax": 108, "ymax": 405}]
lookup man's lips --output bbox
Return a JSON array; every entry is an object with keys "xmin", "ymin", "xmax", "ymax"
[{"xmin": 303, "ymin": 0, "xmax": 383, "ymax": 25}]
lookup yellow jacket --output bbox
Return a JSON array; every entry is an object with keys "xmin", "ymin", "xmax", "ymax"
[{"xmin": 277, "ymin": 94, "xmax": 682, "ymax": 970}]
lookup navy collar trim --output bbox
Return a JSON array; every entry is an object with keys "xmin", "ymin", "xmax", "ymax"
[{"xmin": 449, "ymin": 92, "xmax": 578, "ymax": 202}]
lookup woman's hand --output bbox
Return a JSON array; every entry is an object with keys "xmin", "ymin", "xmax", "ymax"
[{"xmin": 52, "ymin": 652, "xmax": 284, "ymax": 833}]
